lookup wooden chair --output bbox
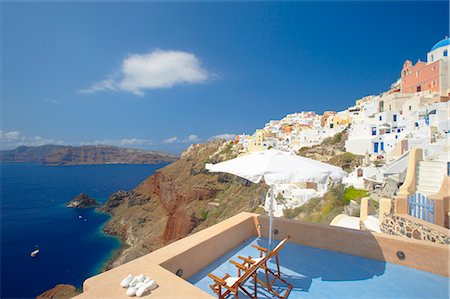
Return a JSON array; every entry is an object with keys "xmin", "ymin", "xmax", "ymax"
[
  {"xmin": 208, "ymin": 256, "xmax": 268, "ymax": 299},
  {"xmin": 238, "ymin": 236, "xmax": 292, "ymax": 299}
]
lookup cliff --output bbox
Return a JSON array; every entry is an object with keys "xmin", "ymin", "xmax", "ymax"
[
  {"xmin": 297, "ymin": 131, "xmax": 363, "ymax": 171},
  {"xmin": 0, "ymin": 145, "xmax": 179, "ymax": 166},
  {"xmin": 98, "ymin": 140, "xmax": 267, "ymax": 269},
  {"xmin": 36, "ymin": 284, "xmax": 80, "ymax": 299}
]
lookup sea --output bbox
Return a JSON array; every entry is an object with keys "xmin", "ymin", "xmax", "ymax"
[{"xmin": 0, "ymin": 163, "xmax": 168, "ymax": 299}]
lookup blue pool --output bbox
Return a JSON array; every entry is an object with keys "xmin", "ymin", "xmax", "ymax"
[{"xmin": 188, "ymin": 237, "xmax": 449, "ymax": 299}]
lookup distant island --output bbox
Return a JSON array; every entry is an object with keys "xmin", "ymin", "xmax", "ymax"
[
  {"xmin": 0, "ymin": 145, "xmax": 179, "ymax": 166},
  {"xmin": 66, "ymin": 193, "xmax": 99, "ymax": 208}
]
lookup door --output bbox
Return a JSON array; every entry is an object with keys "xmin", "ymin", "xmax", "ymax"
[{"xmin": 374, "ymin": 142, "xmax": 379, "ymax": 153}]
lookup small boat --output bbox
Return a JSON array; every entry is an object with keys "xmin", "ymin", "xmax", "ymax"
[{"xmin": 30, "ymin": 248, "xmax": 39, "ymax": 257}]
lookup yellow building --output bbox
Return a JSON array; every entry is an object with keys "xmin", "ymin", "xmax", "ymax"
[
  {"xmin": 332, "ymin": 113, "xmax": 351, "ymax": 127},
  {"xmin": 355, "ymin": 95, "xmax": 373, "ymax": 107},
  {"xmin": 247, "ymin": 129, "xmax": 268, "ymax": 152}
]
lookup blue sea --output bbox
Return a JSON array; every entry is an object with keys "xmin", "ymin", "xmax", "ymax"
[{"xmin": 0, "ymin": 163, "xmax": 168, "ymax": 299}]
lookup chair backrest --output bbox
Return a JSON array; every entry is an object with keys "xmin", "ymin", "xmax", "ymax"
[
  {"xmin": 268, "ymin": 236, "xmax": 290, "ymax": 258},
  {"xmin": 233, "ymin": 255, "xmax": 268, "ymax": 286}
]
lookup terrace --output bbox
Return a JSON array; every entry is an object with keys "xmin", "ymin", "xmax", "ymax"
[{"xmin": 75, "ymin": 212, "xmax": 449, "ymax": 298}]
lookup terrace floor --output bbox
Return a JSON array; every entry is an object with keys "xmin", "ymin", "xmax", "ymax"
[{"xmin": 188, "ymin": 237, "xmax": 450, "ymax": 299}]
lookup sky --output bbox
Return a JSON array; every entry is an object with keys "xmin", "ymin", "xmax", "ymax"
[{"xmin": 1, "ymin": 1, "xmax": 449, "ymax": 154}]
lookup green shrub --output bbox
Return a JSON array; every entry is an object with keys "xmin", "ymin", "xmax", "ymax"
[
  {"xmin": 200, "ymin": 209, "xmax": 209, "ymax": 221},
  {"xmin": 342, "ymin": 152, "xmax": 356, "ymax": 164},
  {"xmin": 343, "ymin": 186, "xmax": 368, "ymax": 205},
  {"xmin": 321, "ymin": 132, "xmax": 343, "ymax": 146}
]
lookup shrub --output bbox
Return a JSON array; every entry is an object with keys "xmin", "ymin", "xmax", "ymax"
[
  {"xmin": 200, "ymin": 209, "xmax": 209, "ymax": 221},
  {"xmin": 321, "ymin": 132, "xmax": 343, "ymax": 146},
  {"xmin": 343, "ymin": 186, "xmax": 368, "ymax": 205}
]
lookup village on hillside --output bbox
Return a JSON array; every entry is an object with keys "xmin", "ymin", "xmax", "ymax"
[{"xmin": 229, "ymin": 37, "xmax": 450, "ymax": 236}]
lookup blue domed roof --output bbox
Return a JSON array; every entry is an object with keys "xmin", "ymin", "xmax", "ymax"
[{"xmin": 431, "ymin": 37, "xmax": 449, "ymax": 51}]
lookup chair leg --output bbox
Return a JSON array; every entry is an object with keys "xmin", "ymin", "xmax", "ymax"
[
  {"xmin": 264, "ymin": 264, "xmax": 271, "ymax": 292},
  {"xmin": 276, "ymin": 256, "xmax": 281, "ymax": 278}
]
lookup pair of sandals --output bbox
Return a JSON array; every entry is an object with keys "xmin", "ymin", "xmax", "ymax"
[{"xmin": 120, "ymin": 274, "xmax": 158, "ymax": 297}]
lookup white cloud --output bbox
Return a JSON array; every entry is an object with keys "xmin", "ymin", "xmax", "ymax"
[
  {"xmin": 162, "ymin": 136, "xmax": 178, "ymax": 144},
  {"xmin": 209, "ymin": 133, "xmax": 236, "ymax": 141},
  {"xmin": 79, "ymin": 77, "xmax": 117, "ymax": 94},
  {"xmin": 88, "ymin": 138, "xmax": 153, "ymax": 147},
  {"xmin": 163, "ymin": 134, "xmax": 201, "ymax": 144},
  {"xmin": 0, "ymin": 130, "xmax": 65, "ymax": 149},
  {"xmin": 80, "ymin": 49, "xmax": 210, "ymax": 96},
  {"xmin": 0, "ymin": 131, "xmax": 155, "ymax": 150},
  {"xmin": 0, "ymin": 130, "xmax": 21, "ymax": 141},
  {"xmin": 183, "ymin": 134, "xmax": 200, "ymax": 142},
  {"xmin": 119, "ymin": 138, "xmax": 152, "ymax": 146}
]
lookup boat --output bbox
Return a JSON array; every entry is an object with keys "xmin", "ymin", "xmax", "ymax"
[{"xmin": 30, "ymin": 248, "xmax": 39, "ymax": 257}]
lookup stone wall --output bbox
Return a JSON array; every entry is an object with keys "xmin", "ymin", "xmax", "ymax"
[{"xmin": 381, "ymin": 210, "xmax": 450, "ymax": 245}]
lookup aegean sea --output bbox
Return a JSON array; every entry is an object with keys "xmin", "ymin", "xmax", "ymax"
[{"xmin": 0, "ymin": 163, "xmax": 167, "ymax": 298}]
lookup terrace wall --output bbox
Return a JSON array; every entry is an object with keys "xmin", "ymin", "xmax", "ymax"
[{"xmin": 74, "ymin": 212, "xmax": 449, "ymax": 299}]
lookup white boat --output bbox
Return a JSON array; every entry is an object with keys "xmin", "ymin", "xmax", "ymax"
[{"xmin": 30, "ymin": 248, "xmax": 39, "ymax": 257}]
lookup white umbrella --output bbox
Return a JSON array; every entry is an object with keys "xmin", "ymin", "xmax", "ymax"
[{"xmin": 206, "ymin": 149, "xmax": 347, "ymax": 249}]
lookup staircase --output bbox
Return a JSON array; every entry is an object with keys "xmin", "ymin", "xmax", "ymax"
[{"xmin": 416, "ymin": 160, "xmax": 447, "ymax": 195}]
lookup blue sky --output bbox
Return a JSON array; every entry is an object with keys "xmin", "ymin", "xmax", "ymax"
[{"xmin": 1, "ymin": 1, "xmax": 448, "ymax": 154}]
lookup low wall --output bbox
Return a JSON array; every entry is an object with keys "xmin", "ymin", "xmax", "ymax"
[
  {"xmin": 74, "ymin": 212, "xmax": 450, "ymax": 298},
  {"xmin": 259, "ymin": 215, "xmax": 449, "ymax": 277},
  {"xmin": 381, "ymin": 213, "xmax": 450, "ymax": 245},
  {"xmin": 160, "ymin": 214, "xmax": 257, "ymax": 279}
]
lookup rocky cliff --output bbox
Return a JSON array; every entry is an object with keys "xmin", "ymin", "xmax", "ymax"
[
  {"xmin": 297, "ymin": 131, "xmax": 363, "ymax": 171},
  {"xmin": 98, "ymin": 140, "xmax": 267, "ymax": 269},
  {"xmin": 0, "ymin": 145, "xmax": 179, "ymax": 166},
  {"xmin": 66, "ymin": 193, "xmax": 99, "ymax": 208},
  {"xmin": 36, "ymin": 284, "xmax": 80, "ymax": 299}
]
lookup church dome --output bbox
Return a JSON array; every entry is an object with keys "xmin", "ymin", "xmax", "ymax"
[{"xmin": 431, "ymin": 37, "xmax": 449, "ymax": 51}]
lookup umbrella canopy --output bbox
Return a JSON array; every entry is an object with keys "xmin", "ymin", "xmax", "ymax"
[
  {"xmin": 206, "ymin": 149, "xmax": 346, "ymax": 185},
  {"xmin": 206, "ymin": 149, "xmax": 347, "ymax": 248}
]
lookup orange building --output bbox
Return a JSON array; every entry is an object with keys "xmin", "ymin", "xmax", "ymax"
[
  {"xmin": 321, "ymin": 111, "xmax": 336, "ymax": 127},
  {"xmin": 401, "ymin": 37, "xmax": 449, "ymax": 96}
]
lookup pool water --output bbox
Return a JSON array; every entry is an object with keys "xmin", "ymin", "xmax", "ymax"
[{"xmin": 188, "ymin": 237, "xmax": 449, "ymax": 299}]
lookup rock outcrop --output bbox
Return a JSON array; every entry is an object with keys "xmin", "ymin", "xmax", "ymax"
[
  {"xmin": 99, "ymin": 140, "xmax": 267, "ymax": 269},
  {"xmin": 66, "ymin": 193, "xmax": 99, "ymax": 208},
  {"xmin": 0, "ymin": 145, "xmax": 179, "ymax": 166},
  {"xmin": 297, "ymin": 131, "xmax": 363, "ymax": 171},
  {"xmin": 36, "ymin": 284, "xmax": 80, "ymax": 299}
]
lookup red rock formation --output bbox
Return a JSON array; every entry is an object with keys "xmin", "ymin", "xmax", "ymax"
[{"xmin": 36, "ymin": 284, "xmax": 80, "ymax": 299}]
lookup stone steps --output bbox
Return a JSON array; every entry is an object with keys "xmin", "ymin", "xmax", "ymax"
[{"xmin": 416, "ymin": 160, "xmax": 447, "ymax": 195}]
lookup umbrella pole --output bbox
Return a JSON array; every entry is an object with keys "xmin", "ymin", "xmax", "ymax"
[{"xmin": 268, "ymin": 186, "xmax": 274, "ymax": 251}]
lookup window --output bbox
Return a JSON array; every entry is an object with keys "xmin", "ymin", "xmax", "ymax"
[
  {"xmin": 416, "ymin": 71, "xmax": 419, "ymax": 78},
  {"xmin": 393, "ymin": 115, "xmax": 397, "ymax": 121},
  {"xmin": 444, "ymin": 50, "xmax": 448, "ymax": 57},
  {"xmin": 431, "ymin": 54, "xmax": 434, "ymax": 62},
  {"xmin": 409, "ymin": 106, "xmax": 412, "ymax": 111},
  {"xmin": 416, "ymin": 85, "xmax": 422, "ymax": 92},
  {"xmin": 379, "ymin": 115, "xmax": 382, "ymax": 121}
]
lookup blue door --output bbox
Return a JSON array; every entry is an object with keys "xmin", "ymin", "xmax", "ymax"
[
  {"xmin": 380, "ymin": 142, "xmax": 384, "ymax": 151},
  {"xmin": 374, "ymin": 142, "xmax": 379, "ymax": 153}
]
